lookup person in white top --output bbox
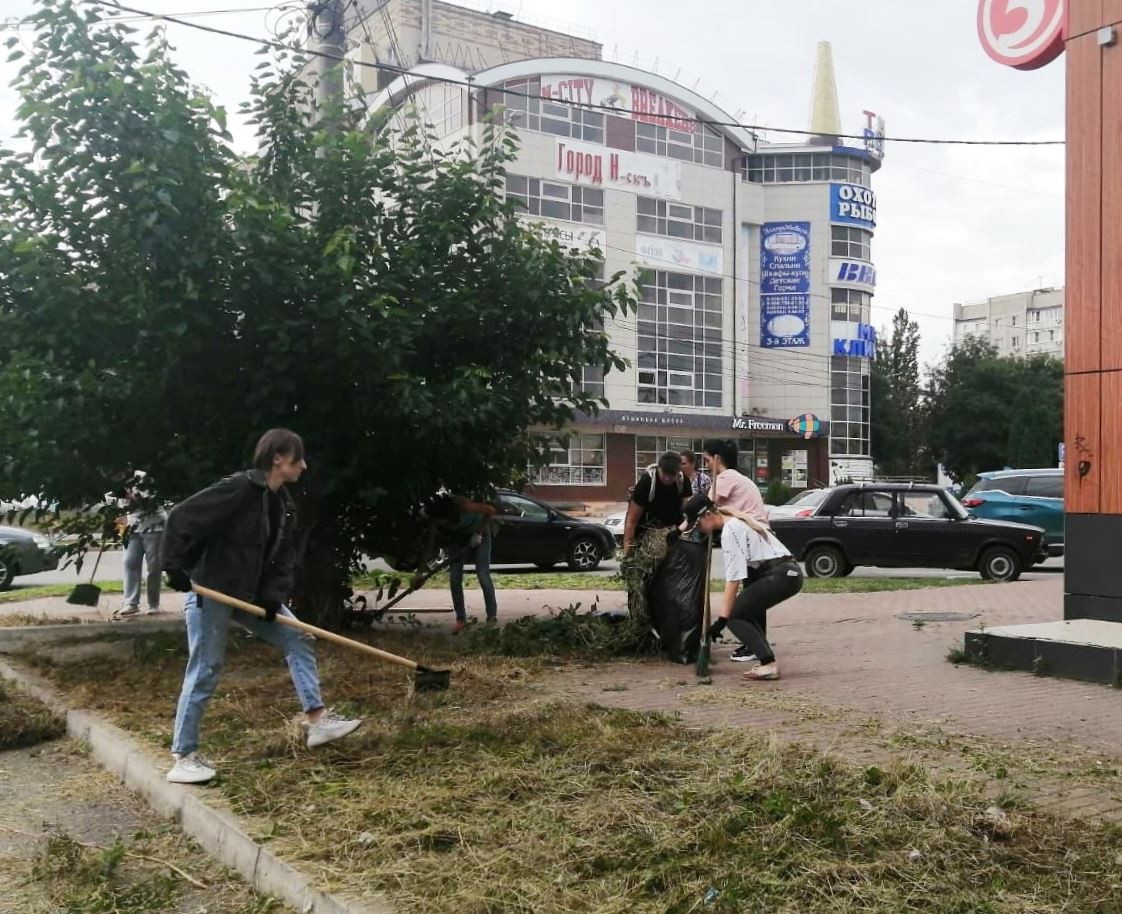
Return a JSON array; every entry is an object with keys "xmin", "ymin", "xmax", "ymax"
[
  {"xmin": 702, "ymin": 439, "xmax": 768, "ymax": 524},
  {"xmin": 683, "ymin": 494, "xmax": 803, "ymax": 681}
]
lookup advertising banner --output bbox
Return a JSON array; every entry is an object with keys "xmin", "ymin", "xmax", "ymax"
[
  {"xmin": 829, "ymin": 257, "xmax": 876, "ymax": 291},
  {"xmin": 635, "ymin": 234, "xmax": 723, "ymax": 275},
  {"xmin": 539, "ymin": 75, "xmax": 698, "ymax": 132},
  {"xmin": 556, "ymin": 138, "xmax": 682, "ymax": 200},
  {"xmin": 523, "ymin": 216, "xmax": 606, "ymax": 252},
  {"xmin": 760, "ymin": 222, "xmax": 811, "ymax": 348},
  {"xmin": 830, "ymin": 183, "xmax": 877, "ymax": 229}
]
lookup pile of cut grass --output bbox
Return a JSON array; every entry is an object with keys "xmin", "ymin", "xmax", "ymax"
[
  {"xmin": 23, "ymin": 630, "xmax": 1122, "ymax": 914},
  {"xmin": 0, "ymin": 678, "xmax": 66, "ymax": 750}
]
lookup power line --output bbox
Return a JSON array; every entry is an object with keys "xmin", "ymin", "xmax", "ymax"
[
  {"xmin": 82, "ymin": 0, "xmax": 1067, "ymax": 147},
  {"xmin": 0, "ymin": 5, "xmax": 281, "ymax": 30}
]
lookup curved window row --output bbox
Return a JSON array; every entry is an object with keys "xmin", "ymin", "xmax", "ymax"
[{"xmin": 745, "ymin": 152, "xmax": 872, "ymax": 187}]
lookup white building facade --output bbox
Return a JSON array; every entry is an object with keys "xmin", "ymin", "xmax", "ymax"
[
  {"xmin": 953, "ymin": 288, "xmax": 1065, "ymax": 361},
  {"xmin": 348, "ymin": 1, "xmax": 883, "ymax": 502}
]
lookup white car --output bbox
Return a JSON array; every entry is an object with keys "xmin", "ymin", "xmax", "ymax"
[
  {"xmin": 602, "ymin": 511, "xmax": 625, "ymax": 546},
  {"xmin": 766, "ymin": 488, "xmax": 832, "ymax": 520}
]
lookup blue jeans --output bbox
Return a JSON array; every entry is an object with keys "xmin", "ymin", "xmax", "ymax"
[
  {"xmin": 123, "ymin": 530, "xmax": 163, "ymax": 610},
  {"xmin": 448, "ymin": 529, "xmax": 497, "ymax": 621},
  {"xmin": 171, "ymin": 593, "xmax": 324, "ymax": 756}
]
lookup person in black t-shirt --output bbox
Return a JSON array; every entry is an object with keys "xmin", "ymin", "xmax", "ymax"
[
  {"xmin": 621, "ymin": 451, "xmax": 691, "ymax": 620},
  {"xmin": 623, "ymin": 451, "xmax": 691, "ymax": 548}
]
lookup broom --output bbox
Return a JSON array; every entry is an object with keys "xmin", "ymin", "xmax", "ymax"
[
  {"xmin": 695, "ymin": 530, "xmax": 714, "ymax": 683},
  {"xmin": 66, "ymin": 539, "xmax": 108, "ymax": 606}
]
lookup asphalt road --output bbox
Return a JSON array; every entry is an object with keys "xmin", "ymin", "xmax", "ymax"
[{"xmin": 10, "ymin": 547, "xmax": 1065, "ymax": 591}]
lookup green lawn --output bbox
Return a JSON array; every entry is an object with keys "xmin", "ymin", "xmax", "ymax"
[{"xmin": 0, "ymin": 574, "xmax": 982, "ymax": 606}]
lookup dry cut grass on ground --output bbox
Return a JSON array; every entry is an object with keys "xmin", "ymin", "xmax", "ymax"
[
  {"xmin": 13, "ymin": 622, "xmax": 1122, "ymax": 914},
  {"xmin": 0, "ymin": 677, "xmax": 66, "ymax": 750}
]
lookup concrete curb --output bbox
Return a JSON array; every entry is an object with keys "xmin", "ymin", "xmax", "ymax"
[
  {"xmin": 0, "ymin": 657, "xmax": 392, "ymax": 914},
  {"xmin": 0, "ymin": 618, "xmax": 182, "ymax": 654}
]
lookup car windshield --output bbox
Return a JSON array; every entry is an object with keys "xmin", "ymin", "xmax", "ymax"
[{"xmin": 937, "ymin": 490, "xmax": 971, "ymax": 520}]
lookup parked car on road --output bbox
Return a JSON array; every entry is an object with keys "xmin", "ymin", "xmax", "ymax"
[
  {"xmin": 0, "ymin": 525, "xmax": 58, "ymax": 589},
  {"xmin": 769, "ymin": 483, "xmax": 1046, "ymax": 582},
  {"xmin": 767, "ymin": 487, "xmax": 832, "ymax": 520},
  {"xmin": 602, "ymin": 511, "xmax": 625, "ymax": 547},
  {"xmin": 491, "ymin": 490, "xmax": 616, "ymax": 571},
  {"xmin": 961, "ymin": 469, "xmax": 1064, "ymax": 556}
]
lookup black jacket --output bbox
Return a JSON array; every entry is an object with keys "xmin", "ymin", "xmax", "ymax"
[{"xmin": 162, "ymin": 470, "xmax": 298, "ymax": 605}]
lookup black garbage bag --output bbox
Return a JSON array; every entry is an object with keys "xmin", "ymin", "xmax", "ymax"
[{"xmin": 647, "ymin": 538, "xmax": 707, "ymax": 664}]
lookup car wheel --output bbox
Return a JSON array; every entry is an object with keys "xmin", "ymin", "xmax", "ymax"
[
  {"xmin": 567, "ymin": 536, "xmax": 602, "ymax": 572},
  {"xmin": 804, "ymin": 545, "xmax": 846, "ymax": 578},
  {"xmin": 0, "ymin": 555, "xmax": 15, "ymax": 591},
  {"xmin": 535, "ymin": 562, "xmax": 556, "ymax": 571},
  {"xmin": 979, "ymin": 547, "xmax": 1022, "ymax": 582}
]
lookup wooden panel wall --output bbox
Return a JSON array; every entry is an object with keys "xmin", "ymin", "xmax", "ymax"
[
  {"xmin": 1066, "ymin": 373, "xmax": 1101, "ymax": 513},
  {"xmin": 1066, "ymin": 13, "xmax": 1103, "ymax": 374},
  {"xmin": 1066, "ymin": 0, "xmax": 1107, "ymax": 513},
  {"xmin": 1102, "ymin": 0, "xmax": 1122, "ymax": 370}
]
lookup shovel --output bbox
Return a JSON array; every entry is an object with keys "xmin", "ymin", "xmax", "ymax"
[
  {"xmin": 66, "ymin": 539, "xmax": 109, "ymax": 606},
  {"xmin": 192, "ymin": 584, "xmax": 451, "ymax": 691},
  {"xmin": 695, "ymin": 530, "xmax": 714, "ymax": 683}
]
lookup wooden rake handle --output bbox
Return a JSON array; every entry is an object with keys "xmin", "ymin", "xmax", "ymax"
[{"xmin": 191, "ymin": 584, "xmax": 421, "ymax": 672}]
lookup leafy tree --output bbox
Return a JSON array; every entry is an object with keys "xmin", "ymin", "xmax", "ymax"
[
  {"xmin": 924, "ymin": 338, "xmax": 1062, "ymax": 483},
  {"xmin": 871, "ymin": 308, "xmax": 926, "ymax": 477},
  {"xmin": 0, "ymin": 1, "xmax": 636, "ymax": 623}
]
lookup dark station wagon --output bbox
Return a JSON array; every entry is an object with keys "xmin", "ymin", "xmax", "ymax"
[{"xmin": 769, "ymin": 483, "xmax": 1047, "ymax": 582}]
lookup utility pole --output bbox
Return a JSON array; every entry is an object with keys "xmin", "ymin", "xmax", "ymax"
[
  {"xmin": 420, "ymin": 0, "xmax": 433, "ymax": 61},
  {"xmin": 308, "ymin": 0, "xmax": 346, "ymax": 118}
]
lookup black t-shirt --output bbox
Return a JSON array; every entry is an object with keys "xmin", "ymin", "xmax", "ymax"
[{"xmin": 631, "ymin": 471, "xmax": 688, "ymax": 528}]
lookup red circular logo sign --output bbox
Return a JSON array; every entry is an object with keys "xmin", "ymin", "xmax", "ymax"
[{"xmin": 978, "ymin": 0, "xmax": 1066, "ymax": 70}]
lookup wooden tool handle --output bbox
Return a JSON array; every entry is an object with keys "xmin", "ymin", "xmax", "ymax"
[{"xmin": 192, "ymin": 584, "xmax": 419, "ymax": 672}]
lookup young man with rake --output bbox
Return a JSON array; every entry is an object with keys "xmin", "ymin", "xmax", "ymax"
[{"xmin": 161, "ymin": 428, "xmax": 361, "ymax": 785}]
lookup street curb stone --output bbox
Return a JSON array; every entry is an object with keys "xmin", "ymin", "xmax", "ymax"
[{"xmin": 0, "ymin": 657, "xmax": 392, "ymax": 914}]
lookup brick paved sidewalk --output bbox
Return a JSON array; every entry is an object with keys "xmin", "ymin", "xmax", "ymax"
[{"xmin": 536, "ymin": 575, "xmax": 1122, "ymax": 821}]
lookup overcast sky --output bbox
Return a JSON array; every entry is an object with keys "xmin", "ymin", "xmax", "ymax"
[{"xmin": 0, "ymin": 0, "xmax": 1065, "ymax": 366}]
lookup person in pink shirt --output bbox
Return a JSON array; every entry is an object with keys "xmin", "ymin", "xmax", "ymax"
[{"xmin": 702, "ymin": 439, "xmax": 768, "ymax": 524}]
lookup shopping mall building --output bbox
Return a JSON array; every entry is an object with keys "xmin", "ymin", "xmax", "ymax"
[{"xmin": 342, "ymin": 0, "xmax": 883, "ymax": 503}]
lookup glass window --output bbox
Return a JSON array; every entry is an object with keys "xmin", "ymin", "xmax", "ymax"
[
  {"xmin": 1026, "ymin": 475, "xmax": 1064, "ymax": 499},
  {"xmin": 637, "ymin": 271, "xmax": 723, "ymax": 408},
  {"xmin": 970, "ymin": 475, "xmax": 1029, "ymax": 496},
  {"xmin": 635, "ymin": 436, "xmax": 710, "ymax": 479},
  {"xmin": 831, "ymin": 226, "xmax": 873, "ymax": 261},
  {"xmin": 830, "ymin": 355, "xmax": 870, "ymax": 458},
  {"xmin": 506, "ymin": 175, "xmax": 604, "ymax": 225},
  {"xmin": 744, "ymin": 153, "xmax": 873, "ymax": 187},
  {"xmin": 498, "ymin": 493, "xmax": 552, "ymax": 520},
  {"xmin": 531, "ymin": 434, "xmax": 606, "ymax": 486},
  {"xmin": 837, "ymin": 490, "xmax": 895, "ymax": 517},
  {"xmin": 635, "ymin": 198, "xmax": 722, "ymax": 244},
  {"xmin": 831, "ymin": 288, "xmax": 871, "ymax": 323},
  {"xmin": 635, "ymin": 121, "xmax": 724, "ymax": 167},
  {"xmin": 502, "ymin": 78, "xmax": 604, "ymax": 142}
]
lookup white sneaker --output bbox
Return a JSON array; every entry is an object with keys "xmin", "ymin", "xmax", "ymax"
[
  {"xmin": 166, "ymin": 752, "xmax": 216, "ymax": 784},
  {"xmin": 306, "ymin": 710, "xmax": 362, "ymax": 748},
  {"xmin": 145, "ymin": 607, "xmax": 162, "ymax": 615},
  {"xmin": 117, "ymin": 606, "xmax": 140, "ymax": 618}
]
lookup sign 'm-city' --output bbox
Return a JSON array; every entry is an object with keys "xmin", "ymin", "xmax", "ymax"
[{"xmin": 977, "ymin": 0, "xmax": 1066, "ymax": 70}]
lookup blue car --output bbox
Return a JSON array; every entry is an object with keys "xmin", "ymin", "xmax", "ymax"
[{"xmin": 961, "ymin": 469, "xmax": 1064, "ymax": 556}]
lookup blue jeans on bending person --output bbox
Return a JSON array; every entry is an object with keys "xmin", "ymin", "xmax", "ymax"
[
  {"xmin": 448, "ymin": 528, "xmax": 498, "ymax": 622},
  {"xmin": 170, "ymin": 592, "xmax": 324, "ymax": 757}
]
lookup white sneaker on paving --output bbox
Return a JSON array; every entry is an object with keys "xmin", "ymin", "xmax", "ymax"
[
  {"xmin": 306, "ymin": 710, "xmax": 362, "ymax": 748},
  {"xmin": 166, "ymin": 753, "xmax": 216, "ymax": 784},
  {"xmin": 729, "ymin": 645, "xmax": 757, "ymax": 662},
  {"xmin": 145, "ymin": 607, "xmax": 162, "ymax": 615},
  {"xmin": 117, "ymin": 606, "xmax": 140, "ymax": 618}
]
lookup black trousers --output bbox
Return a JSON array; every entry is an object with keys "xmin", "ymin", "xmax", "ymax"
[{"xmin": 726, "ymin": 560, "xmax": 804, "ymax": 664}]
